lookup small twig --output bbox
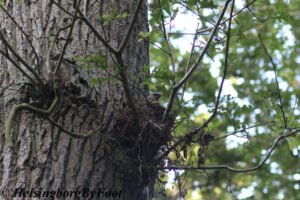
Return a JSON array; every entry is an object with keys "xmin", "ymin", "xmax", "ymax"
[
  {"xmin": 163, "ymin": 0, "xmax": 232, "ymax": 122},
  {"xmin": 213, "ymin": 121, "xmax": 275, "ymax": 141},
  {"xmin": 286, "ymin": 99, "xmax": 298, "ymax": 126},
  {"xmin": 158, "ymin": 0, "xmax": 176, "ymax": 79},
  {"xmin": 148, "ymin": 39, "xmax": 170, "ymax": 55},
  {"xmin": 247, "ymin": 6, "xmax": 264, "ymax": 23},
  {"xmin": 53, "ymin": 0, "xmax": 81, "ymax": 75},
  {"xmin": 258, "ymin": 33, "xmax": 287, "ymax": 127},
  {"xmin": 153, "ymin": 129, "xmax": 299, "ymax": 172},
  {"xmin": 117, "ymin": 0, "xmax": 144, "ymax": 54},
  {"xmin": 177, "ymin": 24, "xmax": 199, "ymax": 110}
]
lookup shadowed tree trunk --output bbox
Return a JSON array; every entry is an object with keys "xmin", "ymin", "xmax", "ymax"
[{"xmin": 0, "ymin": 1, "xmax": 164, "ymax": 199}]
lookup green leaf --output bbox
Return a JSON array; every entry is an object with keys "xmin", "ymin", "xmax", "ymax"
[{"xmin": 288, "ymin": 134, "xmax": 300, "ymax": 150}]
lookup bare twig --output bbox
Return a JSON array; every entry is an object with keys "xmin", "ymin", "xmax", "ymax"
[
  {"xmin": 162, "ymin": 0, "xmax": 232, "ymax": 122},
  {"xmin": 158, "ymin": 0, "xmax": 176, "ymax": 79},
  {"xmin": 258, "ymin": 33, "xmax": 287, "ymax": 127},
  {"xmin": 153, "ymin": 129, "xmax": 299, "ymax": 172}
]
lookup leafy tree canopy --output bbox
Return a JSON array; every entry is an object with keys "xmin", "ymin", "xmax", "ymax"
[{"xmin": 145, "ymin": 0, "xmax": 300, "ymax": 199}]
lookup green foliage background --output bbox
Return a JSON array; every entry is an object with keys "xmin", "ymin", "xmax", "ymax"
[{"xmin": 146, "ymin": 0, "xmax": 300, "ymax": 199}]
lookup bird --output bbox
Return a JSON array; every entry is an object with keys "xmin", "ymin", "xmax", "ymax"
[{"xmin": 147, "ymin": 92, "xmax": 162, "ymax": 104}]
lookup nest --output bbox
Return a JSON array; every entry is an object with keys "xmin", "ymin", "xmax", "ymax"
[{"xmin": 113, "ymin": 101, "xmax": 174, "ymax": 187}]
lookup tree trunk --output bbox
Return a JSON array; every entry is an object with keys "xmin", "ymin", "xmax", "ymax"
[{"xmin": 0, "ymin": 1, "xmax": 157, "ymax": 199}]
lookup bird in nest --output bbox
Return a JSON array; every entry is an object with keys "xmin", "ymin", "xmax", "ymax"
[{"xmin": 147, "ymin": 92, "xmax": 162, "ymax": 104}]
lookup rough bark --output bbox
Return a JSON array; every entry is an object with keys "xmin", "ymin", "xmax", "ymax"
[{"xmin": 0, "ymin": 1, "xmax": 155, "ymax": 199}]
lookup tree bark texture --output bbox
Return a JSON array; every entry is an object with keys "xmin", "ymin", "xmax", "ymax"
[{"xmin": 0, "ymin": 0, "xmax": 152, "ymax": 199}]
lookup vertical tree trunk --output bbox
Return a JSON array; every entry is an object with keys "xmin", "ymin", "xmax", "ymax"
[{"xmin": 0, "ymin": 0, "xmax": 153, "ymax": 199}]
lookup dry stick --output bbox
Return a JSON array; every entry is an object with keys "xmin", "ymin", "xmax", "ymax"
[
  {"xmin": 258, "ymin": 34, "xmax": 287, "ymax": 128},
  {"xmin": 158, "ymin": 0, "xmax": 176, "ymax": 79},
  {"xmin": 53, "ymin": 0, "xmax": 81, "ymax": 75},
  {"xmin": 0, "ymin": 31, "xmax": 45, "ymax": 86},
  {"xmin": 155, "ymin": 129, "xmax": 299, "ymax": 172},
  {"xmin": 162, "ymin": 0, "xmax": 232, "ymax": 122},
  {"xmin": 0, "ymin": 5, "xmax": 40, "ymax": 69},
  {"xmin": 157, "ymin": 0, "xmax": 234, "ymax": 164}
]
